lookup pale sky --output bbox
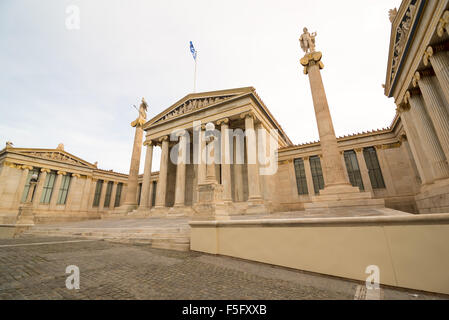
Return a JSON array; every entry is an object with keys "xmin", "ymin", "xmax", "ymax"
[{"xmin": 0, "ymin": 0, "xmax": 402, "ymax": 174}]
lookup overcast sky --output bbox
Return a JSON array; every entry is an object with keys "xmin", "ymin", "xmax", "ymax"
[{"xmin": 0, "ymin": 0, "xmax": 402, "ymax": 174}]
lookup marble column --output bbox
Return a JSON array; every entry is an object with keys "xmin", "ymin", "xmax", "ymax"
[
  {"xmin": 303, "ymin": 157, "xmax": 316, "ymax": 196},
  {"xmin": 80, "ymin": 177, "xmax": 92, "ymax": 212},
  {"xmin": 398, "ymin": 101, "xmax": 434, "ymax": 185},
  {"xmin": 197, "ymin": 127, "xmax": 207, "ymax": 184},
  {"xmin": 354, "ymin": 149, "xmax": 374, "ymax": 194},
  {"xmin": 205, "ymin": 135, "xmax": 217, "ymax": 183},
  {"xmin": 423, "ymin": 44, "xmax": 449, "ymax": 105},
  {"xmin": 413, "ymin": 71, "xmax": 449, "ymax": 161},
  {"xmin": 33, "ymin": 168, "xmax": 49, "ymax": 207},
  {"xmin": 218, "ymin": 118, "xmax": 232, "ymax": 202},
  {"xmin": 49, "ymin": 171, "xmax": 66, "ymax": 209},
  {"xmin": 139, "ymin": 141, "xmax": 154, "ymax": 210},
  {"xmin": 12, "ymin": 165, "xmax": 32, "ymax": 208},
  {"xmin": 405, "ymin": 91, "xmax": 449, "ymax": 180},
  {"xmin": 98, "ymin": 181, "xmax": 107, "ymax": 211},
  {"xmin": 300, "ymin": 52, "xmax": 355, "ymax": 194},
  {"xmin": 242, "ymin": 113, "xmax": 262, "ymax": 201},
  {"xmin": 109, "ymin": 182, "xmax": 118, "ymax": 209},
  {"xmin": 122, "ymin": 112, "xmax": 145, "ymax": 211},
  {"xmin": 233, "ymin": 135, "xmax": 245, "ymax": 202},
  {"xmin": 65, "ymin": 174, "xmax": 80, "ymax": 210},
  {"xmin": 154, "ymin": 136, "xmax": 169, "ymax": 208},
  {"xmin": 174, "ymin": 132, "xmax": 188, "ymax": 207}
]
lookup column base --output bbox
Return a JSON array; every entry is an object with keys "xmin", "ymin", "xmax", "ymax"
[
  {"xmin": 113, "ymin": 203, "xmax": 138, "ymax": 215},
  {"xmin": 150, "ymin": 206, "xmax": 170, "ymax": 217},
  {"xmin": 168, "ymin": 206, "xmax": 194, "ymax": 217},
  {"xmin": 16, "ymin": 204, "xmax": 35, "ymax": 226}
]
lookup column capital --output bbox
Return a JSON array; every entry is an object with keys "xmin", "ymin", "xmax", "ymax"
[
  {"xmin": 396, "ymin": 102, "xmax": 411, "ymax": 114},
  {"xmin": 437, "ymin": 10, "xmax": 449, "ymax": 37},
  {"xmin": 399, "ymin": 133, "xmax": 407, "ymax": 142},
  {"xmin": 41, "ymin": 168, "xmax": 51, "ymax": 173},
  {"xmin": 423, "ymin": 46, "xmax": 434, "ymax": 66},
  {"xmin": 374, "ymin": 145, "xmax": 383, "ymax": 150},
  {"xmin": 21, "ymin": 165, "xmax": 33, "ymax": 171},
  {"xmin": 412, "ymin": 71, "xmax": 421, "ymax": 87},
  {"xmin": 216, "ymin": 118, "xmax": 230, "ymax": 126},
  {"xmin": 57, "ymin": 171, "xmax": 67, "ymax": 176},
  {"xmin": 300, "ymin": 51, "xmax": 324, "ymax": 74},
  {"xmin": 73, "ymin": 173, "xmax": 81, "ymax": 178},
  {"xmin": 354, "ymin": 148, "xmax": 363, "ymax": 153},
  {"xmin": 240, "ymin": 112, "xmax": 254, "ymax": 120},
  {"xmin": 303, "ymin": 156, "xmax": 310, "ymax": 161},
  {"xmin": 143, "ymin": 140, "xmax": 154, "ymax": 147},
  {"xmin": 158, "ymin": 136, "xmax": 169, "ymax": 143}
]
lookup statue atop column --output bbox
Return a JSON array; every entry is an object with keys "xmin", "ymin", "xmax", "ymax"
[
  {"xmin": 131, "ymin": 98, "xmax": 148, "ymax": 128},
  {"xmin": 299, "ymin": 27, "xmax": 317, "ymax": 54}
]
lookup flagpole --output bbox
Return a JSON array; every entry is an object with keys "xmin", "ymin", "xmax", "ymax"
[{"xmin": 193, "ymin": 52, "xmax": 197, "ymax": 93}]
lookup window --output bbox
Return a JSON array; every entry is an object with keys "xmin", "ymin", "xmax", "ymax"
[
  {"xmin": 137, "ymin": 183, "xmax": 142, "ymax": 205},
  {"xmin": 92, "ymin": 180, "xmax": 104, "ymax": 207},
  {"xmin": 114, "ymin": 183, "xmax": 123, "ymax": 207},
  {"xmin": 40, "ymin": 171, "xmax": 57, "ymax": 204},
  {"xmin": 151, "ymin": 181, "xmax": 157, "ymax": 207},
  {"xmin": 103, "ymin": 181, "xmax": 113, "ymax": 208},
  {"xmin": 21, "ymin": 168, "xmax": 40, "ymax": 203},
  {"xmin": 363, "ymin": 147, "xmax": 386, "ymax": 189},
  {"xmin": 57, "ymin": 174, "xmax": 72, "ymax": 205},
  {"xmin": 309, "ymin": 156, "xmax": 325, "ymax": 194},
  {"xmin": 294, "ymin": 158, "xmax": 308, "ymax": 195},
  {"xmin": 344, "ymin": 151, "xmax": 364, "ymax": 191}
]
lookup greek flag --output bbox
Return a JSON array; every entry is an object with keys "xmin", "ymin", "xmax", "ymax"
[{"xmin": 189, "ymin": 41, "xmax": 197, "ymax": 61}]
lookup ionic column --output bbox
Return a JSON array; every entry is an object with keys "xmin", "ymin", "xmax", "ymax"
[
  {"xmin": 218, "ymin": 118, "xmax": 232, "ymax": 202},
  {"xmin": 98, "ymin": 181, "xmax": 107, "ymax": 211},
  {"xmin": 49, "ymin": 171, "xmax": 66, "ymax": 209},
  {"xmin": 154, "ymin": 136, "xmax": 169, "ymax": 208},
  {"xmin": 397, "ymin": 101, "xmax": 434, "ymax": 185},
  {"xmin": 233, "ymin": 135, "xmax": 245, "ymax": 202},
  {"xmin": 65, "ymin": 174, "xmax": 80, "ymax": 210},
  {"xmin": 148, "ymin": 180, "xmax": 154, "ymax": 208},
  {"xmin": 139, "ymin": 141, "xmax": 154, "ymax": 210},
  {"xmin": 197, "ymin": 127, "xmax": 207, "ymax": 184},
  {"xmin": 405, "ymin": 91, "xmax": 449, "ymax": 180},
  {"xmin": 242, "ymin": 112, "xmax": 262, "ymax": 200},
  {"xmin": 423, "ymin": 44, "xmax": 449, "ymax": 105},
  {"xmin": 354, "ymin": 149, "xmax": 373, "ymax": 194},
  {"xmin": 413, "ymin": 71, "xmax": 449, "ymax": 161},
  {"xmin": 109, "ymin": 182, "xmax": 118, "ymax": 209},
  {"xmin": 303, "ymin": 157, "xmax": 316, "ymax": 196},
  {"xmin": 80, "ymin": 177, "xmax": 93, "ymax": 211},
  {"xmin": 122, "ymin": 99, "xmax": 147, "ymax": 210},
  {"xmin": 174, "ymin": 131, "xmax": 188, "ymax": 207},
  {"xmin": 33, "ymin": 168, "xmax": 50, "ymax": 207},
  {"xmin": 205, "ymin": 134, "xmax": 217, "ymax": 183},
  {"xmin": 300, "ymin": 51, "xmax": 353, "ymax": 190},
  {"xmin": 12, "ymin": 165, "xmax": 32, "ymax": 207}
]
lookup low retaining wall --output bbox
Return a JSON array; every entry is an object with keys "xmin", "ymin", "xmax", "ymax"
[
  {"xmin": 0, "ymin": 224, "xmax": 33, "ymax": 238},
  {"xmin": 190, "ymin": 214, "xmax": 449, "ymax": 295}
]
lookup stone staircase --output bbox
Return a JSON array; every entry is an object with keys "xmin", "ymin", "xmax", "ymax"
[{"xmin": 21, "ymin": 218, "xmax": 191, "ymax": 251}]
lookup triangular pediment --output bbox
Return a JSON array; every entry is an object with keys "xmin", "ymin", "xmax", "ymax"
[
  {"xmin": 147, "ymin": 87, "xmax": 255, "ymax": 127},
  {"xmin": 9, "ymin": 148, "xmax": 96, "ymax": 168}
]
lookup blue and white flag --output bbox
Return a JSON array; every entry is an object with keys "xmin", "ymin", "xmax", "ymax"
[{"xmin": 189, "ymin": 41, "xmax": 197, "ymax": 61}]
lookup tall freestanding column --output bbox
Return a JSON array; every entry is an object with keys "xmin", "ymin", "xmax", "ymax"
[
  {"xmin": 138, "ymin": 141, "xmax": 154, "ymax": 211},
  {"xmin": 300, "ymin": 49, "xmax": 357, "ymax": 195},
  {"xmin": 154, "ymin": 136, "xmax": 169, "ymax": 209},
  {"xmin": 121, "ymin": 98, "xmax": 148, "ymax": 212},
  {"xmin": 218, "ymin": 118, "xmax": 232, "ymax": 202}
]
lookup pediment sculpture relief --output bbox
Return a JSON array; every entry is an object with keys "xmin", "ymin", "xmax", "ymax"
[{"xmin": 156, "ymin": 95, "xmax": 233, "ymax": 124}]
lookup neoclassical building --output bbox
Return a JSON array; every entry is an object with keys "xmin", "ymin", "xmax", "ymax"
[{"xmin": 1, "ymin": 0, "xmax": 448, "ymax": 224}]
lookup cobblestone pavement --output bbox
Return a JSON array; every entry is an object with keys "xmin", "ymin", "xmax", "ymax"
[{"xmin": 0, "ymin": 235, "xmax": 445, "ymax": 300}]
